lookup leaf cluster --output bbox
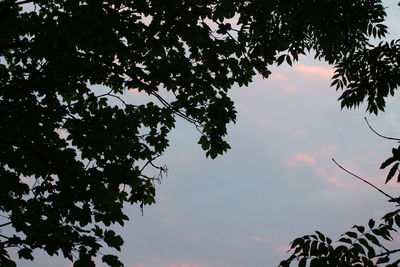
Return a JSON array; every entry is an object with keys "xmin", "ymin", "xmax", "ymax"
[
  {"xmin": 333, "ymin": 40, "xmax": 400, "ymax": 115},
  {"xmin": 280, "ymin": 208, "xmax": 400, "ymax": 267}
]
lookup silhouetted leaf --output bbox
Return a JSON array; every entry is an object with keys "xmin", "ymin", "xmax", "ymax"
[{"xmin": 386, "ymin": 163, "xmax": 399, "ymax": 183}]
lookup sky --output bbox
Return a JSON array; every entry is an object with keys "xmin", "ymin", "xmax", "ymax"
[{"xmin": 10, "ymin": 1, "xmax": 400, "ymax": 267}]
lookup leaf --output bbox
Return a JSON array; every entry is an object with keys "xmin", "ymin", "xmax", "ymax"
[
  {"xmin": 290, "ymin": 238, "xmax": 301, "ymax": 249},
  {"xmin": 198, "ymin": 135, "xmax": 209, "ymax": 151},
  {"xmin": 344, "ymin": 231, "xmax": 358, "ymax": 239},
  {"xmin": 380, "ymin": 157, "xmax": 396, "ymax": 169},
  {"xmin": 315, "ymin": 231, "xmax": 325, "ymax": 242},
  {"xmin": 17, "ymin": 247, "xmax": 33, "ymax": 260},
  {"xmin": 338, "ymin": 237, "xmax": 352, "ymax": 244},
  {"xmin": 276, "ymin": 54, "xmax": 286, "ymax": 66},
  {"xmin": 376, "ymin": 256, "xmax": 390, "ymax": 264},
  {"xmin": 104, "ymin": 230, "xmax": 124, "ymax": 251},
  {"xmin": 352, "ymin": 243, "xmax": 365, "ymax": 255},
  {"xmin": 73, "ymin": 258, "xmax": 96, "ymax": 267},
  {"xmin": 353, "ymin": 225, "xmax": 365, "ymax": 234},
  {"xmin": 365, "ymin": 233, "xmax": 381, "ymax": 247},
  {"xmin": 330, "ymin": 79, "xmax": 339, "ymax": 87},
  {"xmin": 385, "ymin": 163, "xmax": 399, "ymax": 183},
  {"xmin": 102, "ymin": 254, "xmax": 123, "ymax": 267},
  {"xmin": 368, "ymin": 219, "xmax": 375, "ymax": 229},
  {"xmin": 286, "ymin": 55, "xmax": 292, "ymax": 66},
  {"xmin": 358, "ymin": 238, "xmax": 375, "ymax": 258}
]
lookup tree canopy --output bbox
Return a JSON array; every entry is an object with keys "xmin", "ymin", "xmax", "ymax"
[{"xmin": 0, "ymin": 0, "xmax": 395, "ymax": 265}]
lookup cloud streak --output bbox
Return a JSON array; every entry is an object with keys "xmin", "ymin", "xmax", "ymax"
[
  {"xmin": 294, "ymin": 64, "xmax": 334, "ymax": 80},
  {"xmin": 286, "ymin": 154, "xmax": 317, "ymax": 167}
]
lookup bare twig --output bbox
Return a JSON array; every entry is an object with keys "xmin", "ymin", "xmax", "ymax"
[
  {"xmin": 97, "ymin": 89, "xmax": 127, "ymax": 106},
  {"xmin": 332, "ymin": 158, "xmax": 395, "ymax": 201},
  {"xmin": 364, "ymin": 117, "xmax": 400, "ymax": 141},
  {"xmin": 0, "ymin": 221, "xmax": 12, "ymax": 228},
  {"xmin": 0, "ymin": 233, "xmax": 10, "ymax": 239},
  {"xmin": 150, "ymin": 90, "xmax": 204, "ymax": 133},
  {"xmin": 375, "ymin": 248, "xmax": 400, "ymax": 258},
  {"xmin": 0, "ymin": 214, "xmax": 10, "ymax": 219}
]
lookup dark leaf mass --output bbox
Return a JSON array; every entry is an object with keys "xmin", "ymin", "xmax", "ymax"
[{"xmin": 0, "ymin": 0, "xmax": 398, "ymax": 265}]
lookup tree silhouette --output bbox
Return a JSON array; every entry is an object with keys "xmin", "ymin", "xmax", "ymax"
[{"xmin": 0, "ymin": 0, "xmax": 393, "ymax": 265}]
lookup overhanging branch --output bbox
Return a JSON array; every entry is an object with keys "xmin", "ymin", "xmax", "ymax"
[{"xmin": 332, "ymin": 158, "xmax": 395, "ymax": 201}]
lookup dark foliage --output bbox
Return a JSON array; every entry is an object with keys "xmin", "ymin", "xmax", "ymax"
[{"xmin": 0, "ymin": 0, "xmax": 394, "ymax": 265}]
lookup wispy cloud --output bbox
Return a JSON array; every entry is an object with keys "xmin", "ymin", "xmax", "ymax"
[
  {"xmin": 246, "ymin": 236, "xmax": 274, "ymax": 243},
  {"xmin": 292, "ymin": 128, "xmax": 306, "ymax": 137},
  {"xmin": 283, "ymin": 85, "xmax": 298, "ymax": 92},
  {"xmin": 269, "ymin": 73, "xmax": 287, "ymax": 82},
  {"xmin": 294, "ymin": 64, "xmax": 334, "ymax": 80},
  {"xmin": 286, "ymin": 154, "xmax": 317, "ymax": 167}
]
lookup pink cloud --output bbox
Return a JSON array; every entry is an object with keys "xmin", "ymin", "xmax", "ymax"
[
  {"xmin": 246, "ymin": 236, "xmax": 274, "ymax": 243},
  {"xmin": 293, "ymin": 128, "xmax": 306, "ymax": 137},
  {"xmin": 269, "ymin": 73, "xmax": 287, "ymax": 82},
  {"xmin": 326, "ymin": 176, "xmax": 357, "ymax": 191},
  {"xmin": 286, "ymin": 145, "xmax": 336, "ymax": 167},
  {"xmin": 283, "ymin": 85, "xmax": 297, "ymax": 92},
  {"xmin": 294, "ymin": 64, "xmax": 334, "ymax": 80},
  {"xmin": 314, "ymin": 167, "xmax": 358, "ymax": 192},
  {"xmin": 287, "ymin": 154, "xmax": 317, "ymax": 167}
]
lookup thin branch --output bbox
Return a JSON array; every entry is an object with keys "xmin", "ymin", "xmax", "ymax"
[
  {"xmin": 139, "ymin": 153, "xmax": 162, "ymax": 173},
  {"xmin": 0, "ymin": 233, "xmax": 10, "ymax": 239},
  {"xmin": 84, "ymin": 159, "xmax": 93, "ymax": 171},
  {"xmin": 96, "ymin": 89, "xmax": 127, "ymax": 106},
  {"xmin": 0, "ymin": 214, "xmax": 10, "ymax": 219},
  {"xmin": 15, "ymin": 0, "xmax": 33, "ymax": 5},
  {"xmin": 364, "ymin": 117, "xmax": 400, "ymax": 141},
  {"xmin": 139, "ymin": 173, "xmax": 161, "ymax": 181},
  {"xmin": 150, "ymin": 91, "xmax": 202, "ymax": 127},
  {"xmin": 332, "ymin": 158, "xmax": 395, "ymax": 201},
  {"xmin": 0, "ymin": 221, "xmax": 12, "ymax": 227},
  {"xmin": 375, "ymin": 248, "xmax": 400, "ymax": 258}
]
